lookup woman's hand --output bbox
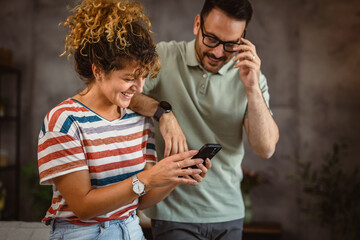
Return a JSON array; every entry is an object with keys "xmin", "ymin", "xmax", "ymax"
[
  {"xmin": 185, "ymin": 158, "xmax": 212, "ymax": 183},
  {"xmin": 138, "ymin": 150, "xmax": 204, "ymax": 190},
  {"xmin": 137, "ymin": 152, "xmax": 211, "ymax": 210}
]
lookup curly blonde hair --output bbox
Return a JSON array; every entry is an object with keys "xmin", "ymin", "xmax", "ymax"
[{"xmin": 60, "ymin": 0, "xmax": 160, "ymax": 84}]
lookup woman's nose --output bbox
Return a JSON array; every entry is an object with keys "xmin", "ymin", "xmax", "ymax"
[{"xmin": 131, "ymin": 78, "xmax": 145, "ymax": 93}]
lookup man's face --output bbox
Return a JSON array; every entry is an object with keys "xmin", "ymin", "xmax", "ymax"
[{"xmin": 193, "ymin": 8, "xmax": 246, "ymax": 73}]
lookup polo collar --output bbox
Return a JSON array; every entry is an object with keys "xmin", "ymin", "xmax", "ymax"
[
  {"xmin": 186, "ymin": 40, "xmax": 199, "ymax": 67},
  {"xmin": 185, "ymin": 40, "xmax": 235, "ymax": 75}
]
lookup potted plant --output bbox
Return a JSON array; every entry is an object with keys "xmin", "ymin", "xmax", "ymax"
[
  {"xmin": 22, "ymin": 160, "xmax": 52, "ymax": 220},
  {"xmin": 241, "ymin": 167, "xmax": 267, "ymax": 225},
  {"xmin": 291, "ymin": 143, "xmax": 360, "ymax": 240}
]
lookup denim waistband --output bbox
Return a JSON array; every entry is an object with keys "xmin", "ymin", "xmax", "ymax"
[
  {"xmin": 46, "ymin": 211, "xmax": 136, "ymax": 230},
  {"xmin": 100, "ymin": 213, "xmax": 135, "ymax": 229}
]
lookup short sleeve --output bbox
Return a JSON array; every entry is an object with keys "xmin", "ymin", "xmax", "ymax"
[
  {"xmin": 144, "ymin": 117, "xmax": 157, "ymax": 164},
  {"xmin": 38, "ymin": 131, "xmax": 88, "ymax": 185}
]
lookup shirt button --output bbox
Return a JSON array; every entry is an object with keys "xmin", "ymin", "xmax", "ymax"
[
  {"xmin": 203, "ymin": 74, "xmax": 207, "ymax": 78},
  {"xmin": 201, "ymin": 84, "xmax": 205, "ymax": 89}
]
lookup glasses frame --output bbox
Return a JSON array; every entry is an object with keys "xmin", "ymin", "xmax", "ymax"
[{"xmin": 200, "ymin": 16, "xmax": 246, "ymax": 53}]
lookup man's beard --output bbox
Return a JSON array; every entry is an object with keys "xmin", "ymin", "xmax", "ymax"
[
  {"xmin": 200, "ymin": 52, "xmax": 228, "ymax": 73},
  {"xmin": 204, "ymin": 52, "xmax": 227, "ymax": 63}
]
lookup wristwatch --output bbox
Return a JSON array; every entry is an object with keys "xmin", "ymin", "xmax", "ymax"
[
  {"xmin": 132, "ymin": 174, "xmax": 146, "ymax": 196},
  {"xmin": 153, "ymin": 101, "xmax": 172, "ymax": 121}
]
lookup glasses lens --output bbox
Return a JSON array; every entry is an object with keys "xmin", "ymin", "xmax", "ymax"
[
  {"xmin": 203, "ymin": 36, "xmax": 219, "ymax": 47},
  {"xmin": 224, "ymin": 43, "xmax": 238, "ymax": 52}
]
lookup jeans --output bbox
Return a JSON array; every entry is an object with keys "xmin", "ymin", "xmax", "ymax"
[
  {"xmin": 151, "ymin": 218, "xmax": 244, "ymax": 240},
  {"xmin": 49, "ymin": 212, "xmax": 146, "ymax": 240}
]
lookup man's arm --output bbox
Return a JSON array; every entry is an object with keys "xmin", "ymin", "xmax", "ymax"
[
  {"xmin": 129, "ymin": 93, "xmax": 188, "ymax": 157},
  {"xmin": 129, "ymin": 93, "xmax": 159, "ymax": 117},
  {"xmin": 243, "ymin": 89, "xmax": 279, "ymax": 159},
  {"xmin": 233, "ymin": 38, "xmax": 279, "ymax": 159}
]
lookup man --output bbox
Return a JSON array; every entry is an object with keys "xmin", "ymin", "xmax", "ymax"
[{"xmin": 130, "ymin": 0, "xmax": 279, "ymax": 239}]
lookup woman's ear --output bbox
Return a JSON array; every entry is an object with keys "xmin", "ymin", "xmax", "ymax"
[
  {"xmin": 193, "ymin": 14, "xmax": 201, "ymax": 36},
  {"xmin": 92, "ymin": 63, "xmax": 102, "ymax": 80}
]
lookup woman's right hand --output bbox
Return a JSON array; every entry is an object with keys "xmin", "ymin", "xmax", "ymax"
[{"xmin": 138, "ymin": 150, "xmax": 204, "ymax": 190}]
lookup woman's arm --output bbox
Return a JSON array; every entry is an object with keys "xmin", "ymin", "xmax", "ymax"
[{"xmin": 53, "ymin": 150, "xmax": 204, "ymax": 220}]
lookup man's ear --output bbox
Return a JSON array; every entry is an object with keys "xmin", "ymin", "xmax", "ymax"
[{"xmin": 193, "ymin": 14, "xmax": 201, "ymax": 36}]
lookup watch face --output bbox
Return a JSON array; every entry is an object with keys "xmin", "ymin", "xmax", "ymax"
[
  {"xmin": 160, "ymin": 101, "xmax": 172, "ymax": 112},
  {"xmin": 134, "ymin": 182, "xmax": 145, "ymax": 194}
]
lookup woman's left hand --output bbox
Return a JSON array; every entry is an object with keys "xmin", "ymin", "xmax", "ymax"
[{"xmin": 185, "ymin": 158, "xmax": 212, "ymax": 183}]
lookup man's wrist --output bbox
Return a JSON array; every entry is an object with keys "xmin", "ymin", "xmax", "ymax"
[{"xmin": 153, "ymin": 101, "xmax": 172, "ymax": 121}]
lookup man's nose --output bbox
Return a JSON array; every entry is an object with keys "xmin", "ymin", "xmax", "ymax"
[{"xmin": 210, "ymin": 44, "xmax": 225, "ymax": 58}]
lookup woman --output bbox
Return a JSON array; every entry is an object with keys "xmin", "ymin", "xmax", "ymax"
[{"xmin": 37, "ymin": 0, "xmax": 209, "ymax": 239}]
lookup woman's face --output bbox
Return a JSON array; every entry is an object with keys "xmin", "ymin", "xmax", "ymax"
[{"xmin": 97, "ymin": 62, "xmax": 147, "ymax": 109}]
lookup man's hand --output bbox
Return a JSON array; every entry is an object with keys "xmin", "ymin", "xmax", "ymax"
[
  {"xmin": 159, "ymin": 112, "xmax": 188, "ymax": 157},
  {"xmin": 232, "ymin": 38, "xmax": 261, "ymax": 91},
  {"xmin": 232, "ymin": 38, "xmax": 279, "ymax": 159}
]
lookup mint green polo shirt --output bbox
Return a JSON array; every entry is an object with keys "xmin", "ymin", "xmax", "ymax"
[{"xmin": 143, "ymin": 40, "xmax": 271, "ymax": 223}]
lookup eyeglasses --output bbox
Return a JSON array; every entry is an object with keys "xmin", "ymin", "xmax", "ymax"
[{"xmin": 200, "ymin": 17, "xmax": 246, "ymax": 53}]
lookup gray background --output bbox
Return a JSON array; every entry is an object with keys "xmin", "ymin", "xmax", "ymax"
[{"xmin": 1, "ymin": 0, "xmax": 360, "ymax": 239}]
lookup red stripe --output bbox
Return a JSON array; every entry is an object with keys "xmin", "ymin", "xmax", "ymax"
[
  {"xmin": 45, "ymin": 207, "xmax": 137, "ymax": 226},
  {"xmin": 145, "ymin": 154, "xmax": 157, "ymax": 162},
  {"xmin": 38, "ymin": 146, "xmax": 84, "ymax": 166},
  {"xmin": 86, "ymin": 141, "xmax": 146, "ymax": 160},
  {"xmin": 107, "ymin": 205, "xmax": 137, "ymax": 219},
  {"xmin": 82, "ymin": 129, "xmax": 152, "ymax": 146},
  {"xmin": 38, "ymin": 134, "xmax": 76, "ymax": 152},
  {"xmin": 88, "ymin": 156, "xmax": 144, "ymax": 173},
  {"xmin": 48, "ymin": 104, "xmax": 88, "ymax": 131},
  {"xmin": 46, "ymin": 99, "xmax": 73, "ymax": 124},
  {"xmin": 39, "ymin": 159, "xmax": 87, "ymax": 180}
]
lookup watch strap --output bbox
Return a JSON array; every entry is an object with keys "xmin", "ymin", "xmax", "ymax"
[
  {"xmin": 153, "ymin": 106, "xmax": 165, "ymax": 121},
  {"xmin": 153, "ymin": 101, "xmax": 172, "ymax": 121}
]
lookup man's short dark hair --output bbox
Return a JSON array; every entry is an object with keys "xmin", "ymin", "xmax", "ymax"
[{"xmin": 200, "ymin": 0, "xmax": 253, "ymax": 25}]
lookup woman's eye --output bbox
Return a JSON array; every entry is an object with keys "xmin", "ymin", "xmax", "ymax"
[{"xmin": 124, "ymin": 78, "xmax": 135, "ymax": 82}]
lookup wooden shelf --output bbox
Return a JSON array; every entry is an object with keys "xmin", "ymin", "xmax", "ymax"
[
  {"xmin": 243, "ymin": 222, "xmax": 282, "ymax": 240},
  {"xmin": 0, "ymin": 65, "xmax": 21, "ymax": 220}
]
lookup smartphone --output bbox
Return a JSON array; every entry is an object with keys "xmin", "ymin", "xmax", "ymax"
[{"xmin": 190, "ymin": 143, "xmax": 222, "ymax": 168}]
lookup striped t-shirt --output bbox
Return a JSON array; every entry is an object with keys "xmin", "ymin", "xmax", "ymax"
[{"xmin": 37, "ymin": 98, "xmax": 157, "ymax": 225}]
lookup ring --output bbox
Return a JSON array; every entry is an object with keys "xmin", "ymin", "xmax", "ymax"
[
  {"xmin": 252, "ymin": 55, "xmax": 256, "ymax": 60},
  {"xmin": 177, "ymin": 162, "xmax": 181, "ymax": 168}
]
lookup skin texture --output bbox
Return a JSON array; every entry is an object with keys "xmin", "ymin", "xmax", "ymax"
[
  {"xmin": 129, "ymin": 7, "xmax": 279, "ymax": 159},
  {"xmin": 53, "ymin": 62, "xmax": 210, "ymax": 220}
]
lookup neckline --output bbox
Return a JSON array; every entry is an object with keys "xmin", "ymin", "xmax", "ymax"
[{"xmin": 70, "ymin": 98, "xmax": 126, "ymax": 123}]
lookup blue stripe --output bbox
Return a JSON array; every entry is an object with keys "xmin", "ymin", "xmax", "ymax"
[
  {"xmin": 122, "ymin": 112, "xmax": 140, "ymax": 119},
  {"xmin": 41, "ymin": 123, "xmax": 46, "ymax": 135},
  {"xmin": 91, "ymin": 169, "xmax": 143, "ymax": 187},
  {"xmin": 146, "ymin": 143, "xmax": 156, "ymax": 151},
  {"xmin": 60, "ymin": 115, "xmax": 102, "ymax": 134}
]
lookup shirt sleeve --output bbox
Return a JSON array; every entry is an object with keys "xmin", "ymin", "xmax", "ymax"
[
  {"xmin": 143, "ymin": 42, "xmax": 171, "ymax": 94},
  {"xmin": 144, "ymin": 117, "xmax": 157, "ymax": 164},
  {"xmin": 38, "ymin": 131, "xmax": 88, "ymax": 185}
]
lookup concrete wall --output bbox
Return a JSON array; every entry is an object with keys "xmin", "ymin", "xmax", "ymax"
[{"xmin": 1, "ymin": 0, "xmax": 360, "ymax": 239}]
